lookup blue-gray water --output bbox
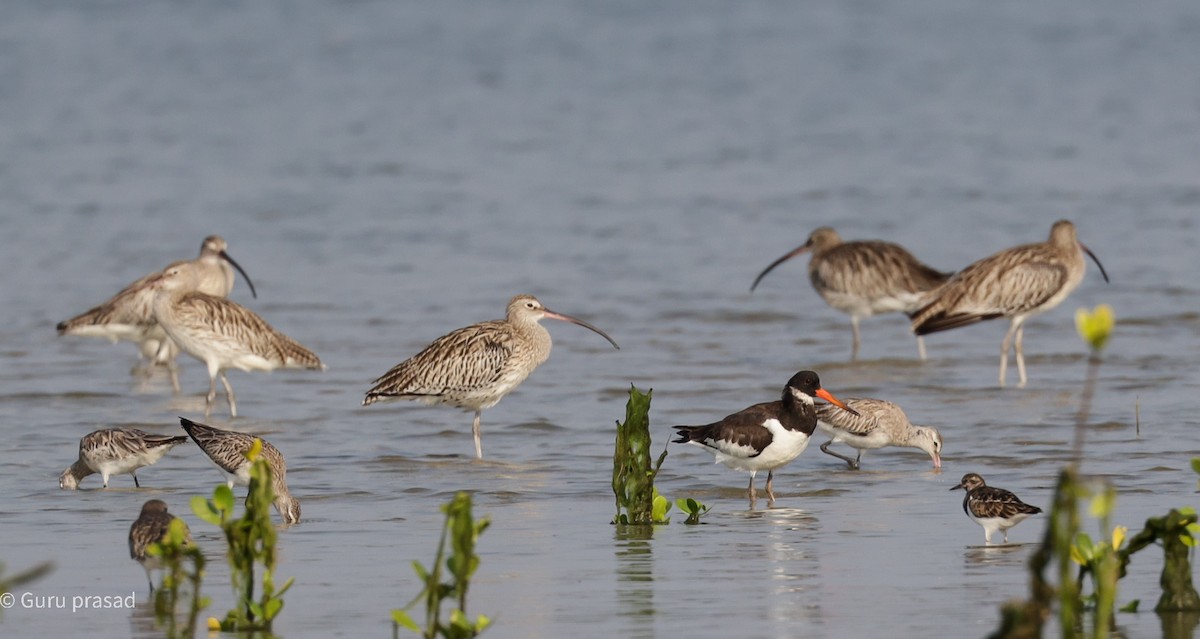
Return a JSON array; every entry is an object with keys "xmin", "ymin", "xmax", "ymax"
[{"xmin": 3, "ymin": 1, "xmax": 1199, "ymax": 637}]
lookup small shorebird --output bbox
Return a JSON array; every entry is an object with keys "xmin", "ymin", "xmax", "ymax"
[
  {"xmin": 363, "ymin": 294, "xmax": 620, "ymax": 459},
  {"xmin": 59, "ymin": 427, "xmax": 189, "ymax": 489},
  {"xmin": 179, "ymin": 417, "xmax": 300, "ymax": 524},
  {"xmin": 911, "ymin": 220, "xmax": 1109, "ymax": 387},
  {"xmin": 57, "ymin": 235, "xmax": 256, "ymax": 391},
  {"xmin": 750, "ymin": 227, "xmax": 951, "ymax": 360},
  {"xmin": 815, "ymin": 397, "xmax": 942, "ymax": 470},
  {"xmin": 951, "ymin": 473, "xmax": 1042, "ymax": 545},
  {"xmin": 672, "ymin": 370, "xmax": 859, "ymax": 505},
  {"xmin": 129, "ymin": 499, "xmax": 192, "ymax": 593},
  {"xmin": 149, "ymin": 263, "xmax": 324, "ymax": 417}
]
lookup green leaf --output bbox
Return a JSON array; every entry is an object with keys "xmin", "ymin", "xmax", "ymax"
[
  {"xmin": 1191, "ymin": 458, "xmax": 1200, "ymax": 475},
  {"xmin": 1075, "ymin": 304, "xmax": 1115, "ymax": 352},
  {"xmin": 263, "ymin": 598, "xmax": 283, "ymax": 620},
  {"xmin": 392, "ymin": 610, "xmax": 421, "ymax": 633},
  {"xmin": 190, "ymin": 495, "xmax": 222, "ymax": 525},
  {"xmin": 213, "ymin": 484, "xmax": 235, "ymax": 513},
  {"xmin": 1120, "ymin": 599, "xmax": 1140, "ymax": 613}
]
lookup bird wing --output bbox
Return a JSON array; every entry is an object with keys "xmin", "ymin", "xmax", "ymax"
[
  {"xmin": 170, "ymin": 293, "xmax": 322, "ymax": 368},
  {"xmin": 816, "ymin": 242, "xmax": 951, "ymax": 298},
  {"xmin": 675, "ymin": 402, "xmax": 780, "ymax": 459},
  {"xmin": 815, "ymin": 398, "xmax": 898, "ymax": 437},
  {"xmin": 365, "ymin": 321, "xmax": 514, "ymax": 398},
  {"xmin": 969, "ymin": 486, "xmax": 1042, "ymax": 518}
]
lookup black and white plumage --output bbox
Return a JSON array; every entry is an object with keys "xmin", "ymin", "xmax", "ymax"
[
  {"xmin": 57, "ymin": 235, "xmax": 256, "ymax": 391},
  {"xmin": 672, "ymin": 370, "xmax": 859, "ymax": 504},
  {"xmin": 911, "ymin": 220, "xmax": 1109, "ymax": 387},
  {"xmin": 180, "ymin": 417, "xmax": 300, "ymax": 524},
  {"xmin": 129, "ymin": 499, "xmax": 191, "ymax": 593},
  {"xmin": 59, "ymin": 427, "xmax": 189, "ymax": 489},
  {"xmin": 363, "ymin": 294, "xmax": 619, "ymax": 460},
  {"xmin": 150, "ymin": 264, "xmax": 324, "ymax": 418},
  {"xmin": 950, "ymin": 473, "xmax": 1042, "ymax": 545},
  {"xmin": 815, "ymin": 397, "xmax": 943, "ymax": 470},
  {"xmin": 751, "ymin": 227, "xmax": 951, "ymax": 360}
]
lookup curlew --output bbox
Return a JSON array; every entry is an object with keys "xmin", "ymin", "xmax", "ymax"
[
  {"xmin": 672, "ymin": 370, "xmax": 859, "ymax": 505},
  {"xmin": 59, "ymin": 427, "xmax": 189, "ymax": 489},
  {"xmin": 149, "ymin": 263, "xmax": 324, "ymax": 418},
  {"xmin": 815, "ymin": 397, "xmax": 942, "ymax": 470},
  {"xmin": 129, "ymin": 499, "xmax": 192, "ymax": 593},
  {"xmin": 363, "ymin": 294, "xmax": 620, "ymax": 460},
  {"xmin": 951, "ymin": 473, "xmax": 1042, "ymax": 545},
  {"xmin": 911, "ymin": 220, "xmax": 1109, "ymax": 387},
  {"xmin": 751, "ymin": 227, "xmax": 951, "ymax": 360},
  {"xmin": 57, "ymin": 235, "xmax": 257, "ymax": 391},
  {"xmin": 179, "ymin": 417, "xmax": 300, "ymax": 524}
]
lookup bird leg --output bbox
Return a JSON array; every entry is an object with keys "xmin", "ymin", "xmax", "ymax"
[
  {"xmin": 916, "ymin": 335, "xmax": 928, "ymax": 361},
  {"xmin": 220, "ymin": 372, "xmax": 238, "ymax": 417},
  {"xmin": 205, "ymin": 373, "xmax": 218, "ymax": 418},
  {"xmin": 820, "ymin": 441, "xmax": 861, "ymax": 470},
  {"xmin": 850, "ymin": 316, "xmax": 861, "ymax": 361},
  {"xmin": 765, "ymin": 470, "xmax": 776, "ymax": 505},
  {"xmin": 998, "ymin": 320, "xmax": 1020, "ymax": 387},
  {"xmin": 472, "ymin": 410, "xmax": 483, "ymax": 459},
  {"xmin": 167, "ymin": 359, "xmax": 181, "ymax": 394},
  {"xmin": 747, "ymin": 473, "xmax": 757, "ymax": 502},
  {"xmin": 133, "ymin": 472, "xmax": 140, "ymax": 488},
  {"xmin": 1014, "ymin": 324, "xmax": 1027, "ymax": 388}
]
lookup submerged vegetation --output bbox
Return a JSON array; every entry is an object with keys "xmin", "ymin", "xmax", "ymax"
[{"xmin": 392, "ymin": 491, "xmax": 492, "ymax": 639}]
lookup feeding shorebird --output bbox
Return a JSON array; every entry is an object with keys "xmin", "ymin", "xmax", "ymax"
[
  {"xmin": 59, "ymin": 427, "xmax": 189, "ymax": 489},
  {"xmin": 815, "ymin": 397, "xmax": 943, "ymax": 470},
  {"xmin": 149, "ymin": 263, "xmax": 324, "ymax": 417},
  {"xmin": 911, "ymin": 219, "xmax": 1109, "ymax": 387},
  {"xmin": 129, "ymin": 499, "xmax": 192, "ymax": 593},
  {"xmin": 57, "ymin": 235, "xmax": 257, "ymax": 391},
  {"xmin": 672, "ymin": 370, "xmax": 859, "ymax": 505},
  {"xmin": 179, "ymin": 417, "xmax": 300, "ymax": 524},
  {"xmin": 951, "ymin": 473, "xmax": 1042, "ymax": 545},
  {"xmin": 363, "ymin": 294, "xmax": 620, "ymax": 460},
  {"xmin": 751, "ymin": 227, "xmax": 951, "ymax": 360}
]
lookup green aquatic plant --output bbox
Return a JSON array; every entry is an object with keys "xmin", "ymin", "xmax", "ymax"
[
  {"xmin": 149, "ymin": 517, "xmax": 209, "ymax": 638},
  {"xmin": 392, "ymin": 491, "xmax": 492, "ymax": 639},
  {"xmin": 191, "ymin": 438, "xmax": 294, "ymax": 633},
  {"xmin": 612, "ymin": 385, "xmax": 669, "ymax": 525},
  {"xmin": 675, "ymin": 497, "xmax": 711, "ymax": 525}
]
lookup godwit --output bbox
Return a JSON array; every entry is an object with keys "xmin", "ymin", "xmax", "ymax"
[
  {"xmin": 750, "ymin": 227, "xmax": 951, "ymax": 360},
  {"xmin": 59, "ymin": 427, "xmax": 189, "ymax": 489},
  {"xmin": 57, "ymin": 235, "xmax": 257, "ymax": 391},
  {"xmin": 911, "ymin": 220, "xmax": 1109, "ymax": 387},
  {"xmin": 129, "ymin": 499, "xmax": 192, "ymax": 592},
  {"xmin": 149, "ymin": 264, "xmax": 324, "ymax": 418},
  {"xmin": 363, "ymin": 294, "xmax": 620, "ymax": 460},
  {"xmin": 672, "ymin": 370, "xmax": 859, "ymax": 505},
  {"xmin": 179, "ymin": 417, "xmax": 300, "ymax": 524},
  {"xmin": 951, "ymin": 473, "xmax": 1042, "ymax": 545},
  {"xmin": 815, "ymin": 397, "xmax": 943, "ymax": 470}
]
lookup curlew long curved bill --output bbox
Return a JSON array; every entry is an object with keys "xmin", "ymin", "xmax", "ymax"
[
  {"xmin": 814, "ymin": 388, "xmax": 860, "ymax": 417},
  {"xmin": 1080, "ymin": 243, "xmax": 1109, "ymax": 284},
  {"xmin": 543, "ymin": 309, "xmax": 620, "ymax": 350},
  {"xmin": 750, "ymin": 244, "xmax": 810, "ymax": 292},
  {"xmin": 220, "ymin": 250, "xmax": 258, "ymax": 298}
]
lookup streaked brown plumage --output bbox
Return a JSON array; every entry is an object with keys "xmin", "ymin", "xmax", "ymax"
[
  {"xmin": 56, "ymin": 235, "xmax": 256, "ymax": 392},
  {"xmin": 672, "ymin": 370, "xmax": 859, "ymax": 504},
  {"xmin": 150, "ymin": 263, "xmax": 324, "ymax": 417},
  {"xmin": 815, "ymin": 397, "xmax": 942, "ymax": 470},
  {"xmin": 363, "ymin": 294, "xmax": 619, "ymax": 459},
  {"xmin": 911, "ymin": 220, "xmax": 1109, "ymax": 387},
  {"xmin": 751, "ymin": 227, "xmax": 951, "ymax": 360},
  {"xmin": 950, "ymin": 473, "xmax": 1042, "ymax": 545},
  {"xmin": 59, "ymin": 427, "xmax": 189, "ymax": 489},
  {"xmin": 129, "ymin": 499, "xmax": 192, "ymax": 592},
  {"xmin": 179, "ymin": 417, "xmax": 300, "ymax": 524}
]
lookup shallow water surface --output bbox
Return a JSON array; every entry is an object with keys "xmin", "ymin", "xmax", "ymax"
[{"xmin": 3, "ymin": 1, "xmax": 1200, "ymax": 638}]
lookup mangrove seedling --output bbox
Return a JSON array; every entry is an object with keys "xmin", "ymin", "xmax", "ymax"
[
  {"xmin": 612, "ymin": 385, "xmax": 668, "ymax": 526},
  {"xmin": 393, "ymin": 491, "xmax": 492, "ymax": 639},
  {"xmin": 191, "ymin": 438, "xmax": 294, "ymax": 633},
  {"xmin": 675, "ymin": 497, "xmax": 711, "ymax": 525}
]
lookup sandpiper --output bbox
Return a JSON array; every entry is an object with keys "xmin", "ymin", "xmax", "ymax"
[
  {"xmin": 59, "ymin": 428, "xmax": 189, "ymax": 489},
  {"xmin": 815, "ymin": 397, "xmax": 942, "ymax": 470},
  {"xmin": 129, "ymin": 499, "xmax": 191, "ymax": 593},
  {"xmin": 179, "ymin": 417, "xmax": 300, "ymax": 524},
  {"xmin": 951, "ymin": 473, "xmax": 1042, "ymax": 545},
  {"xmin": 672, "ymin": 370, "xmax": 858, "ymax": 505}
]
